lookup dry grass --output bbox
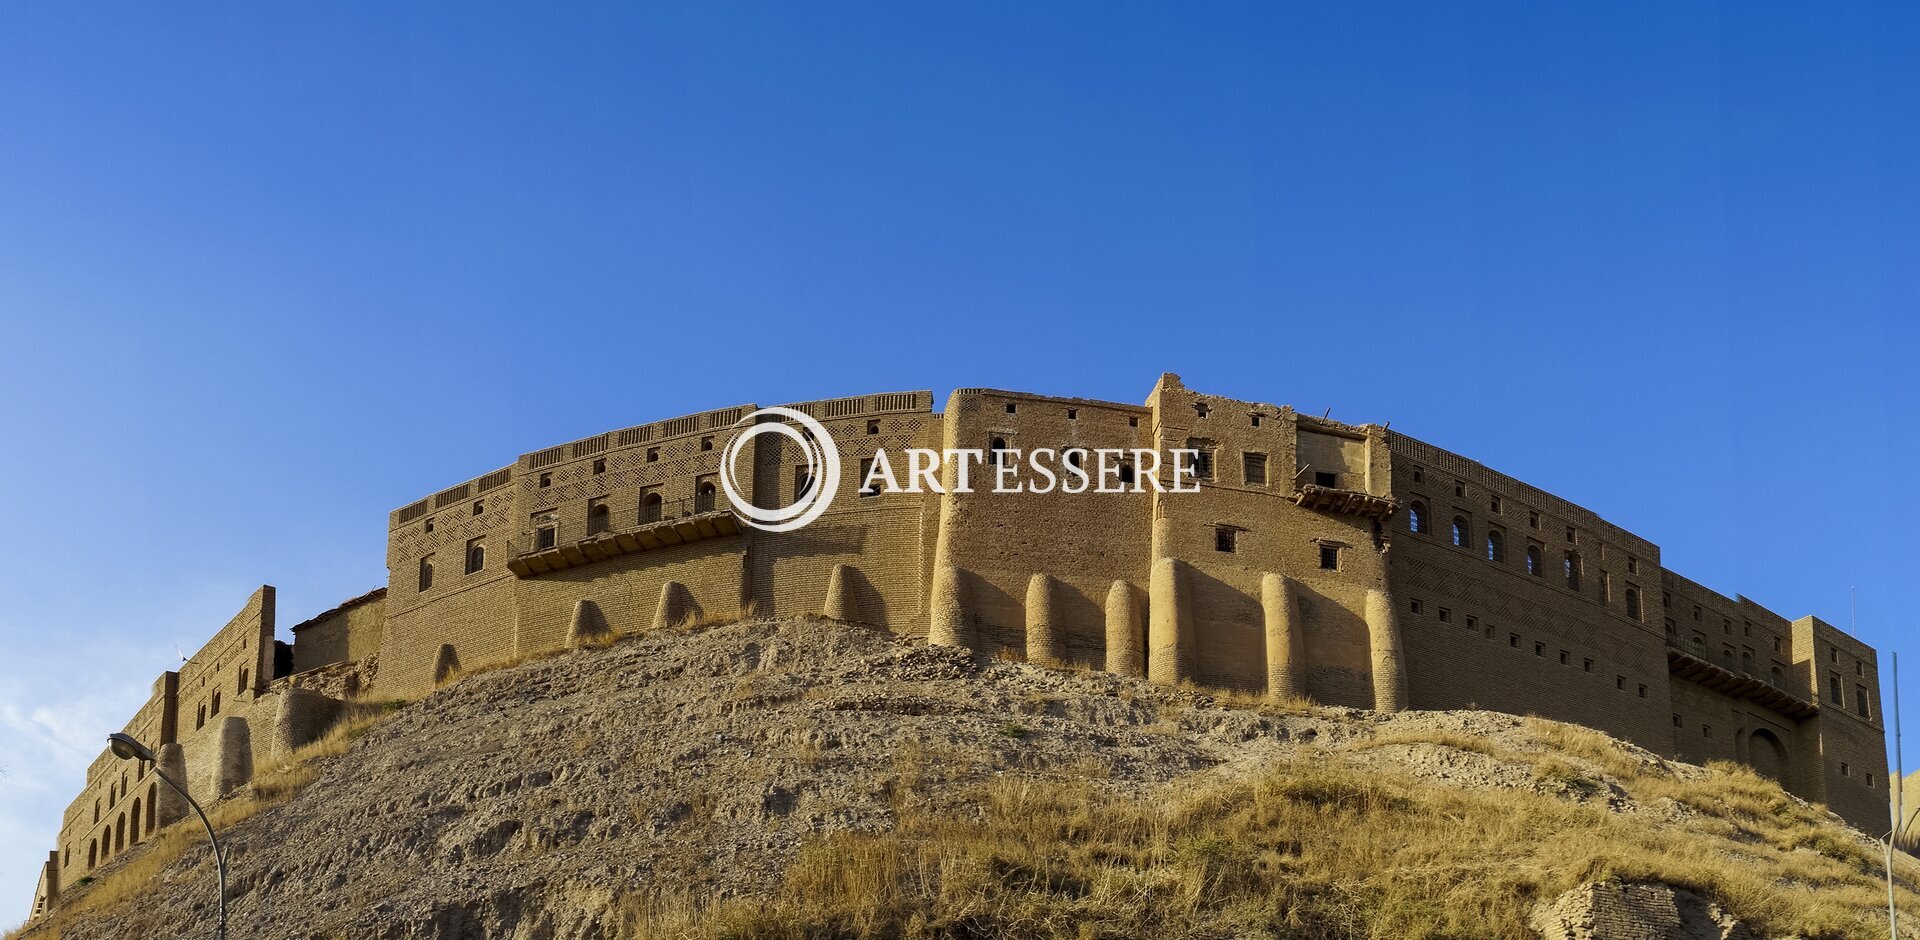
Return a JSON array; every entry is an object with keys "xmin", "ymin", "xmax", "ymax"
[{"xmin": 611, "ymin": 729, "xmax": 1920, "ymax": 940}]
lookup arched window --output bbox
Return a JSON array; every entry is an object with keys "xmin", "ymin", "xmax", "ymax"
[
  {"xmin": 417, "ymin": 555, "xmax": 435, "ymax": 592},
  {"xmin": 990, "ymin": 437, "xmax": 1010, "ymax": 467},
  {"xmin": 1770, "ymin": 665, "xmax": 1784, "ymax": 687},
  {"xmin": 1625, "ymin": 588, "xmax": 1642, "ymax": 620},
  {"xmin": 237, "ymin": 668, "xmax": 249, "ymax": 695},
  {"xmin": 695, "ymin": 480, "xmax": 718, "ymax": 512},
  {"xmin": 640, "ymin": 491, "xmax": 663, "ymax": 523},
  {"xmin": 1451, "ymin": 517, "xmax": 1469, "ymax": 548},
  {"xmin": 129, "ymin": 798, "xmax": 141, "ymax": 843},
  {"xmin": 1526, "ymin": 545, "xmax": 1542, "ymax": 577},
  {"xmin": 1408, "ymin": 501, "xmax": 1427, "ymax": 534},
  {"xmin": 115, "ymin": 814, "xmax": 125, "ymax": 853},
  {"xmin": 87, "ymin": 839, "xmax": 96, "ymax": 869},
  {"xmin": 465, "ymin": 540, "xmax": 486, "ymax": 574},
  {"xmin": 1564, "ymin": 551, "xmax": 1581, "ymax": 590},
  {"xmin": 588, "ymin": 502, "xmax": 611, "ymax": 535},
  {"xmin": 211, "ymin": 691, "xmax": 221, "ymax": 716},
  {"xmin": 1486, "ymin": 530, "xmax": 1505, "ymax": 563},
  {"xmin": 147, "ymin": 783, "xmax": 157, "ymax": 833}
]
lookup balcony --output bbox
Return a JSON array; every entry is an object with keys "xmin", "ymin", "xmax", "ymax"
[
  {"xmin": 1292, "ymin": 483, "xmax": 1399, "ymax": 521},
  {"xmin": 1666, "ymin": 648, "xmax": 1818, "ymax": 720},
  {"xmin": 506, "ymin": 496, "xmax": 741, "ymax": 578}
]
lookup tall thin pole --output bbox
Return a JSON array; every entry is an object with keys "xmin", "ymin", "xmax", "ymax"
[
  {"xmin": 154, "ymin": 767, "xmax": 226, "ymax": 940},
  {"xmin": 1891, "ymin": 650, "xmax": 1903, "ymax": 938}
]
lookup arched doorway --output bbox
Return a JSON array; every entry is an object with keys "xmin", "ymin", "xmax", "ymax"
[{"xmin": 1748, "ymin": 729, "xmax": 1787, "ymax": 782}]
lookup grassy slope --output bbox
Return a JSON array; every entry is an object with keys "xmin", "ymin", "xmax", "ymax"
[{"xmin": 13, "ymin": 618, "xmax": 1920, "ymax": 940}]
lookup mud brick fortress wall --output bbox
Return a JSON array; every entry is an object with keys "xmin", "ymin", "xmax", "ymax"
[{"xmin": 25, "ymin": 373, "xmax": 1893, "ymax": 921}]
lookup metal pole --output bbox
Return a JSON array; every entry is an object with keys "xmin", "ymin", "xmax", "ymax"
[{"xmin": 153, "ymin": 766, "xmax": 226, "ymax": 940}]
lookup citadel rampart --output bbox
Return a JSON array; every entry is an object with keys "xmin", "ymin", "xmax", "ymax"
[{"xmin": 25, "ymin": 373, "xmax": 1892, "ymax": 922}]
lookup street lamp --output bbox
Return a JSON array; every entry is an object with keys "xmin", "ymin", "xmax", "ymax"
[{"xmin": 108, "ymin": 732, "xmax": 226, "ymax": 940}]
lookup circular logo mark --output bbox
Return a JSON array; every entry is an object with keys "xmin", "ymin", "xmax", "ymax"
[{"xmin": 719, "ymin": 407, "xmax": 841, "ymax": 532}]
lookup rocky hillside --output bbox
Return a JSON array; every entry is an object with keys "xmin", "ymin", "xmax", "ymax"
[{"xmin": 15, "ymin": 617, "xmax": 1920, "ymax": 940}]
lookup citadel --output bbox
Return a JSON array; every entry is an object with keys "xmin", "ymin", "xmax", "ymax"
[{"xmin": 26, "ymin": 373, "xmax": 1891, "ymax": 922}]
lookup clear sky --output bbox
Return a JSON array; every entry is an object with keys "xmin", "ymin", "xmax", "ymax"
[{"xmin": 1, "ymin": 2, "xmax": 1914, "ymax": 912}]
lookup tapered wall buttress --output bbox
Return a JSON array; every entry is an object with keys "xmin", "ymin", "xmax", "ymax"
[
  {"xmin": 822, "ymin": 564, "xmax": 861, "ymax": 623},
  {"xmin": 433, "ymin": 644, "xmax": 461, "ymax": 685},
  {"xmin": 928, "ymin": 565, "xmax": 972, "ymax": 651},
  {"xmin": 1365, "ymin": 589, "xmax": 1407, "ymax": 713},
  {"xmin": 211, "ymin": 716, "xmax": 254, "ymax": 798},
  {"xmin": 1104, "ymin": 580, "xmax": 1144, "ymax": 678},
  {"xmin": 567, "ymin": 599, "xmax": 609, "ymax": 647},
  {"xmin": 154, "ymin": 743, "xmax": 189, "ymax": 827},
  {"xmin": 1262, "ymin": 573, "xmax": 1307, "ymax": 702},
  {"xmin": 1025, "ymin": 574, "xmax": 1064, "ymax": 665},
  {"xmin": 1149, "ymin": 558, "xmax": 1193, "ymax": 685},
  {"xmin": 270, "ymin": 687, "xmax": 342, "ymax": 759},
  {"xmin": 654, "ymin": 581, "xmax": 694, "ymax": 630}
]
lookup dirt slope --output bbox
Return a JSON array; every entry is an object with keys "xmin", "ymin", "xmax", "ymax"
[{"xmin": 19, "ymin": 618, "xmax": 1920, "ymax": 939}]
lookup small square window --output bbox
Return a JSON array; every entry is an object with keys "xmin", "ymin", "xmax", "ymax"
[
  {"xmin": 592, "ymin": 458, "xmax": 606, "ymax": 475},
  {"xmin": 1195, "ymin": 402, "xmax": 1209, "ymax": 418},
  {"xmin": 867, "ymin": 420, "xmax": 880, "ymax": 435},
  {"xmin": 1438, "ymin": 607, "xmax": 1452, "ymax": 623},
  {"xmin": 646, "ymin": 447, "xmax": 660, "ymax": 462},
  {"xmin": 1509, "ymin": 633, "xmax": 1520, "ymax": 648},
  {"xmin": 1466, "ymin": 615, "xmax": 1478, "ymax": 629},
  {"xmin": 1484, "ymin": 624, "xmax": 1496, "ymax": 640},
  {"xmin": 700, "ymin": 436, "xmax": 714, "ymax": 451},
  {"xmin": 1066, "ymin": 409, "xmax": 1077, "ymax": 420},
  {"xmin": 1250, "ymin": 414, "xmax": 1261, "ymax": 427},
  {"xmin": 472, "ymin": 500, "xmax": 484, "ymax": 516},
  {"xmin": 1318, "ymin": 544, "xmax": 1339, "ymax": 570},
  {"xmin": 1566, "ymin": 526, "xmax": 1577, "ymax": 543},
  {"xmin": 1557, "ymin": 649, "xmax": 1569, "ymax": 665},
  {"xmin": 1840, "ymin": 762, "xmax": 1850, "ymax": 776},
  {"xmin": 1214, "ymin": 527, "xmax": 1236, "ymax": 553},
  {"xmin": 1244, "ymin": 452, "xmax": 1269, "ymax": 486},
  {"xmin": 1410, "ymin": 599, "xmax": 1423, "ymax": 615},
  {"xmin": 538, "ymin": 473, "xmax": 552, "ymax": 488},
  {"xmin": 1582, "ymin": 658, "xmax": 1593, "ymax": 673},
  {"xmin": 1534, "ymin": 642, "xmax": 1544, "ymax": 657},
  {"xmin": 1627, "ymin": 557, "xmax": 1639, "ymax": 574},
  {"xmin": 423, "ymin": 518, "xmax": 435, "ymax": 534},
  {"xmin": 1615, "ymin": 675, "xmax": 1626, "ymax": 690},
  {"xmin": 1128, "ymin": 416, "xmax": 1139, "ymax": 428},
  {"xmin": 1314, "ymin": 470, "xmax": 1337, "ymax": 488}
]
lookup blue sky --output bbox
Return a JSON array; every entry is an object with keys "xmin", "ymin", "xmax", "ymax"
[{"xmin": 0, "ymin": 2, "xmax": 1914, "ymax": 911}]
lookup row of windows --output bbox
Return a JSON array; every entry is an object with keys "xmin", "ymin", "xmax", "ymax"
[
  {"xmin": 1407, "ymin": 597, "xmax": 1649, "ymax": 698},
  {"xmin": 1407, "ymin": 503, "xmax": 1644, "ymax": 620}
]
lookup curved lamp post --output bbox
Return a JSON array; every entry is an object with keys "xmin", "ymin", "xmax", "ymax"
[{"xmin": 108, "ymin": 732, "xmax": 226, "ymax": 940}]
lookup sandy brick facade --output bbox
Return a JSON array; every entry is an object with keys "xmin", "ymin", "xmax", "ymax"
[{"xmin": 25, "ymin": 373, "xmax": 1891, "ymax": 922}]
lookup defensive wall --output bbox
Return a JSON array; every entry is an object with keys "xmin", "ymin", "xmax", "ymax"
[{"xmin": 25, "ymin": 373, "xmax": 1892, "ymax": 921}]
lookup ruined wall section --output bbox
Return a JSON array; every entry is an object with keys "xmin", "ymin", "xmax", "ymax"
[{"xmin": 289, "ymin": 588, "xmax": 386, "ymax": 674}]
